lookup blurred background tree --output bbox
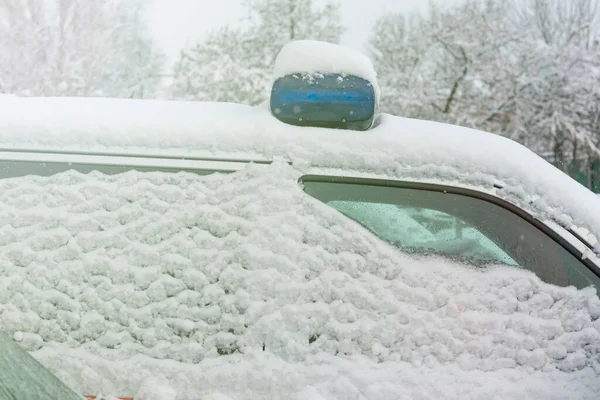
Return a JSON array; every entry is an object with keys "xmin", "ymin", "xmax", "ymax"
[
  {"xmin": 170, "ymin": 0, "xmax": 344, "ymax": 104},
  {"xmin": 369, "ymin": 0, "xmax": 600, "ymax": 187},
  {"xmin": 0, "ymin": 0, "xmax": 164, "ymax": 97}
]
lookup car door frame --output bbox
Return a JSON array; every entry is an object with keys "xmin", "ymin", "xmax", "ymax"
[{"xmin": 298, "ymin": 174, "xmax": 600, "ymax": 282}]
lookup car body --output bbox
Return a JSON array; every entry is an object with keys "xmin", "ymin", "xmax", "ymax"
[{"xmin": 0, "ymin": 94, "xmax": 600, "ymax": 398}]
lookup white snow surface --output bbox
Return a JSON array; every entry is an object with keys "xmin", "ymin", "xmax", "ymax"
[
  {"xmin": 272, "ymin": 40, "xmax": 379, "ymax": 98},
  {"xmin": 1, "ymin": 96, "xmax": 600, "ymax": 246},
  {"xmin": 0, "ymin": 163, "xmax": 599, "ymax": 399}
]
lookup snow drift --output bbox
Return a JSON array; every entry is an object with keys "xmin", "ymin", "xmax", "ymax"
[{"xmin": 0, "ymin": 163, "xmax": 598, "ymax": 398}]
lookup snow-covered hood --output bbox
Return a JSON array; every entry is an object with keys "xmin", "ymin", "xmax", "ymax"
[{"xmin": 1, "ymin": 96, "xmax": 600, "ymax": 246}]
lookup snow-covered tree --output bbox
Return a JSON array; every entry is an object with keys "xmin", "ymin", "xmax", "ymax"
[
  {"xmin": 97, "ymin": 1, "xmax": 165, "ymax": 98},
  {"xmin": 369, "ymin": 1, "xmax": 521, "ymax": 125},
  {"xmin": 510, "ymin": 0, "xmax": 600, "ymax": 168},
  {"xmin": 171, "ymin": 27, "xmax": 270, "ymax": 104},
  {"xmin": 170, "ymin": 0, "xmax": 344, "ymax": 104},
  {"xmin": 369, "ymin": 0, "xmax": 600, "ymax": 183},
  {"xmin": 368, "ymin": 12, "xmax": 429, "ymax": 119},
  {"xmin": 0, "ymin": 0, "xmax": 164, "ymax": 98},
  {"xmin": 243, "ymin": 0, "xmax": 343, "ymax": 62}
]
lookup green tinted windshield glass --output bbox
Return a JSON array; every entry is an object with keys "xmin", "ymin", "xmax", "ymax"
[
  {"xmin": 330, "ymin": 200, "xmax": 518, "ymax": 266},
  {"xmin": 303, "ymin": 179, "xmax": 600, "ymax": 292},
  {"xmin": 0, "ymin": 332, "xmax": 83, "ymax": 400}
]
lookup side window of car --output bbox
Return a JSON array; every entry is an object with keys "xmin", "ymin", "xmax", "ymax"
[
  {"xmin": 302, "ymin": 177, "xmax": 600, "ymax": 292},
  {"xmin": 329, "ymin": 200, "xmax": 518, "ymax": 266}
]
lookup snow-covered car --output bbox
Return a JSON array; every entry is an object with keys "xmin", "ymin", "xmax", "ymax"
[{"xmin": 0, "ymin": 41, "xmax": 599, "ymax": 399}]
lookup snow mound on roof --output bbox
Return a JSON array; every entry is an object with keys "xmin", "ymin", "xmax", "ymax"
[
  {"xmin": 273, "ymin": 40, "xmax": 380, "ymax": 102},
  {"xmin": 0, "ymin": 163, "xmax": 598, "ymax": 398},
  {"xmin": 0, "ymin": 96, "xmax": 266, "ymax": 158},
  {"xmin": 1, "ymin": 96, "xmax": 599, "ymax": 246}
]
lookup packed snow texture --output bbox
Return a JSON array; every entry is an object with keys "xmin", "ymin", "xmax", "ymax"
[
  {"xmin": 1, "ymin": 96, "xmax": 599, "ymax": 249},
  {"xmin": 0, "ymin": 163, "xmax": 599, "ymax": 399},
  {"xmin": 272, "ymin": 40, "xmax": 380, "ymax": 102}
]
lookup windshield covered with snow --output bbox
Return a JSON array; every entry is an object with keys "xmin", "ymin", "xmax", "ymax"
[
  {"xmin": 2, "ymin": 0, "xmax": 600, "ymax": 398},
  {"xmin": 0, "ymin": 164, "xmax": 598, "ymax": 399}
]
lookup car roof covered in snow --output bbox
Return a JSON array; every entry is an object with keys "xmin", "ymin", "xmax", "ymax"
[{"xmin": 1, "ymin": 95, "xmax": 600, "ymax": 246}]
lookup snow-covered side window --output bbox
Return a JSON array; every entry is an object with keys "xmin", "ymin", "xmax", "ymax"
[{"xmin": 302, "ymin": 178, "xmax": 600, "ymax": 292}]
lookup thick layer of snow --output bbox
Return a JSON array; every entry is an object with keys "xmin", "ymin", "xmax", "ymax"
[
  {"xmin": 0, "ymin": 164, "xmax": 599, "ymax": 398},
  {"xmin": 272, "ymin": 40, "xmax": 380, "ymax": 103},
  {"xmin": 37, "ymin": 350, "xmax": 600, "ymax": 400},
  {"xmin": 0, "ymin": 96, "xmax": 599, "ymax": 248},
  {"xmin": 0, "ymin": 97, "xmax": 267, "ymax": 159}
]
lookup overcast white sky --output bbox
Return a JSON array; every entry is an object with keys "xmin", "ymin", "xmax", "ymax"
[{"xmin": 148, "ymin": 0, "xmax": 434, "ymax": 64}]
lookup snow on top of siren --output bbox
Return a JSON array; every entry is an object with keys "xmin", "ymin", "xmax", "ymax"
[{"xmin": 272, "ymin": 40, "xmax": 380, "ymax": 101}]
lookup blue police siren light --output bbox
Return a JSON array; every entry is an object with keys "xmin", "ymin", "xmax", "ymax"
[{"xmin": 270, "ymin": 73, "xmax": 376, "ymax": 131}]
